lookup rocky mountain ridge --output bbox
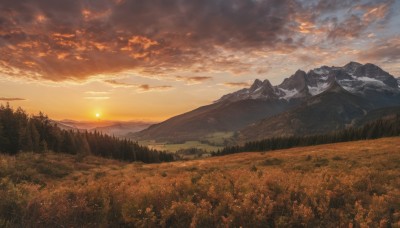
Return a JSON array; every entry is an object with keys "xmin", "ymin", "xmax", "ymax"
[{"xmin": 216, "ymin": 62, "xmax": 399, "ymax": 103}]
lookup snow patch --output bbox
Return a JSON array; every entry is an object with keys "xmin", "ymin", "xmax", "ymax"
[
  {"xmin": 320, "ymin": 76, "xmax": 329, "ymax": 81},
  {"xmin": 308, "ymin": 82, "xmax": 329, "ymax": 95},
  {"xmin": 357, "ymin": 77, "xmax": 387, "ymax": 87},
  {"xmin": 253, "ymin": 86, "xmax": 263, "ymax": 93},
  {"xmin": 357, "ymin": 77, "xmax": 383, "ymax": 83},
  {"xmin": 341, "ymin": 86, "xmax": 357, "ymax": 93},
  {"xmin": 279, "ymin": 88, "xmax": 298, "ymax": 100},
  {"xmin": 313, "ymin": 68, "xmax": 329, "ymax": 75}
]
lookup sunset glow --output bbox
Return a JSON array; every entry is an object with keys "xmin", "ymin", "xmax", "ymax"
[{"xmin": 0, "ymin": 0, "xmax": 399, "ymax": 121}]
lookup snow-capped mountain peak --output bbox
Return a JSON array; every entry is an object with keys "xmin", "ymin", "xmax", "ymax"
[{"xmin": 216, "ymin": 62, "xmax": 400, "ymax": 103}]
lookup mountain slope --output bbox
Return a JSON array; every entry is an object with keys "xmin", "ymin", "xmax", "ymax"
[
  {"xmin": 133, "ymin": 61, "xmax": 400, "ymax": 143},
  {"xmin": 58, "ymin": 120, "xmax": 154, "ymax": 136},
  {"xmin": 239, "ymin": 82, "xmax": 374, "ymax": 141},
  {"xmin": 131, "ymin": 99, "xmax": 299, "ymax": 142}
]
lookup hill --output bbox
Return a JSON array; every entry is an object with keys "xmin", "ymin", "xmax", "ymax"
[
  {"xmin": 57, "ymin": 120, "xmax": 155, "ymax": 137},
  {"xmin": 129, "ymin": 99, "xmax": 298, "ymax": 143},
  {"xmin": 1, "ymin": 137, "xmax": 399, "ymax": 227}
]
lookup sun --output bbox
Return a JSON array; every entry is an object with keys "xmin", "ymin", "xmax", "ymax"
[{"xmin": 95, "ymin": 113, "xmax": 100, "ymax": 118}]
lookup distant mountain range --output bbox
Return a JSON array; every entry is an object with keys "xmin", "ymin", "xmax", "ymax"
[
  {"xmin": 131, "ymin": 62, "xmax": 400, "ymax": 143},
  {"xmin": 55, "ymin": 120, "xmax": 155, "ymax": 137}
]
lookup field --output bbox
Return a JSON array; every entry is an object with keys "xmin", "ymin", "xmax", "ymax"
[
  {"xmin": 138, "ymin": 132, "xmax": 235, "ymax": 153},
  {"xmin": 1, "ymin": 137, "xmax": 400, "ymax": 227},
  {"xmin": 137, "ymin": 132, "xmax": 236, "ymax": 153},
  {"xmin": 139, "ymin": 140, "xmax": 222, "ymax": 153}
]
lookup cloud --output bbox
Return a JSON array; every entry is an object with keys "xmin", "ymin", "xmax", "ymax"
[
  {"xmin": 0, "ymin": 0, "xmax": 397, "ymax": 81},
  {"xmin": 359, "ymin": 37, "xmax": 400, "ymax": 63},
  {"xmin": 103, "ymin": 80, "xmax": 134, "ymax": 88},
  {"xmin": 137, "ymin": 84, "xmax": 173, "ymax": 92},
  {"xmin": 174, "ymin": 76, "xmax": 212, "ymax": 85},
  {"xmin": 325, "ymin": 0, "xmax": 394, "ymax": 40},
  {"xmin": 223, "ymin": 82, "xmax": 251, "ymax": 88},
  {"xmin": 85, "ymin": 91, "xmax": 110, "ymax": 95},
  {"xmin": 104, "ymin": 80, "xmax": 172, "ymax": 92},
  {"xmin": 0, "ymin": 97, "xmax": 26, "ymax": 101}
]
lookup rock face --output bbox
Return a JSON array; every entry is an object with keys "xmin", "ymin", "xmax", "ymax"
[
  {"xmin": 216, "ymin": 62, "xmax": 400, "ymax": 103},
  {"xmin": 132, "ymin": 62, "xmax": 400, "ymax": 143}
]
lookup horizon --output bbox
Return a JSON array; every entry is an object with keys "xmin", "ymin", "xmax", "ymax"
[
  {"xmin": 1, "ymin": 60, "xmax": 397, "ymax": 122},
  {"xmin": 1, "ymin": 0, "xmax": 400, "ymax": 121}
]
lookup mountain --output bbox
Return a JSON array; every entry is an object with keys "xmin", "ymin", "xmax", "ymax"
[
  {"xmin": 238, "ymin": 82, "xmax": 374, "ymax": 141},
  {"xmin": 130, "ymin": 99, "xmax": 299, "ymax": 142},
  {"xmin": 219, "ymin": 61, "xmax": 399, "ymax": 105},
  {"xmin": 93, "ymin": 122, "xmax": 154, "ymax": 137},
  {"xmin": 57, "ymin": 120, "xmax": 155, "ymax": 137},
  {"xmin": 133, "ymin": 61, "xmax": 400, "ymax": 143}
]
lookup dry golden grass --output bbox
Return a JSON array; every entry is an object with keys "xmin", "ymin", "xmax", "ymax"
[{"xmin": 1, "ymin": 137, "xmax": 400, "ymax": 227}]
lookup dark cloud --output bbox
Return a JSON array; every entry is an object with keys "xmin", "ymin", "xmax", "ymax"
[
  {"xmin": 138, "ymin": 84, "xmax": 173, "ymax": 92},
  {"xmin": 104, "ymin": 80, "xmax": 172, "ymax": 92},
  {"xmin": 325, "ymin": 0, "xmax": 394, "ymax": 40},
  {"xmin": 0, "ymin": 0, "xmax": 397, "ymax": 81},
  {"xmin": 175, "ymin": 76, "xmax": 212, "ymax": 84},
  {"xmin": 0, "ymin": 97, "xmax": 26, "ymax": 101},
  {"xmin": 223, "ymin": 82, "xmax": 251, "ymax": 87},
  {"xmin": 0, "ymin": 0, "xmax": 299, "ymax": 81},
  {"xmin": 359, "ymin": 37, "xmax": 400, "ymax": 63}
]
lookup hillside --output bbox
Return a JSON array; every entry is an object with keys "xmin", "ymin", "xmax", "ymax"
[
  {"xmin": 1, "ymin": 137, "xmax": 399, "ymax": 227},
  {"xmin": 130, "ymin": 99, "xmax": 298, "ymax": 142}
]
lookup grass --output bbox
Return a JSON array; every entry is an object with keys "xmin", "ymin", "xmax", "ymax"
[
  {"xmin": 138, "ymin": 131, "xmax": 235, "ymax": 153},
  {"xmin": 202, "ymin": 131, "xmax": 235, "ymax": 146},
  {"xmin": 139, "ymin": 140, "xmax": 223, "ymax": 152},
  {"xmin": 0, "ymin": 137, "xmax": 399, "ymax": 227}
]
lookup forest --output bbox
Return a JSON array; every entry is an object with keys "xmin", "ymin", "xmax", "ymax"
[
  {"xmin": 214, "ymin": 114, "xmax": 400, "ymax": 156},
  {"xmin": 0, "ymin": 104, "xmax": 173, "ymax": 163}
]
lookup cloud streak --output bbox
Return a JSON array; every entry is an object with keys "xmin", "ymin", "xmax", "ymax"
[
  {"xmin": 104, "ymin": 80, "xmax": 173, "ymax": 92},
  {"xmin": 0, "ymin": 97, "xmax": 26, "ymax": 101},
  {"xmin": 223, "ymin": 82, "xmax": 251, "ymax": 88},
  {"xmin": 174, "ymin": 76, "xmax": 213, "ymax": 85}
]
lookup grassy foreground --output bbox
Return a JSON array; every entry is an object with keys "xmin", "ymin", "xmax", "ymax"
[{"xmin": 1, "ymin": 137, "xmax": 400, "ymax": 227}]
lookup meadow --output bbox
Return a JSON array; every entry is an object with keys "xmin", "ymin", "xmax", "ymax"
[
  {"xmin": 137, "ymin": 131, "xmax": 236, "ymax": 153},
  {"xmin": 0, "ymin": 137, "xmax": 399, "ymax": 227},
  {"xmin": 139, "ymin": 140, "xmax": 222, "ymax": 153}
]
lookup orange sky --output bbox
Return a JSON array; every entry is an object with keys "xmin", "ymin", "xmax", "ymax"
[{"xmin": 0, "ymin": 0, "xmax": 399, "ymax": 121}]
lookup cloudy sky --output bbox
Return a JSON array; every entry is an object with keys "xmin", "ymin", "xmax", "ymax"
[{"xmin": 0, "ymin": 0, "xmax": 399, "ymax": 121}]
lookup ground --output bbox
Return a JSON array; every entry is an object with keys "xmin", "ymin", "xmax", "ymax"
[{"xmin": 0, "ymin": 137, "xmax": 399, "ymax": 227}]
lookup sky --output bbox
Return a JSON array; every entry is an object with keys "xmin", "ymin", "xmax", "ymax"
[{"xmin": 0, "ymin": 0, "xmax": 399, "ymax": 121}]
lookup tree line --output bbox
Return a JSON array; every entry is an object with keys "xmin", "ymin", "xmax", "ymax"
[
  {"xmin": 213, "ymin": 114, "xmax": 400, "ymax": 156},
  {"xmin": 0, "ymin": 104, "xmax": 174, "ymax": 163}
]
